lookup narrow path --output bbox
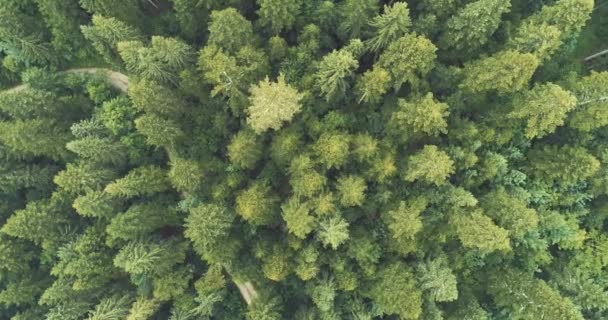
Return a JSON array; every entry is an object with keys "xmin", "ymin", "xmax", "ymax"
[
  {"xmin": 4, "ymin": 68, "xmax": 129, "ymax": 93},
  {"xmin": 2, "ymin": 67, "xmax": 259, "ymax": 306}
]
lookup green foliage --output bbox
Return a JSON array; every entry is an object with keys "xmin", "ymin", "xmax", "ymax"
[
  {"xmin": 382, "ymin": 198, "xmax": 427, "ymax": 254},
  {"xmin": 207, "ymin": 8, "xmax": 255, "ymax": 54},
  {"xmin": 313, "ymin": 132, "xmax": 350, "ymax": 169},
  {"xmin": 377, "ymin": 33, "xmax": 437, "ymax": 90},
  {"xmin": 527, "ymin": 145, "xmax": 600, "ymax": 186},
  {"xmin": 0, "ymin": 119, "xmax": 72, "ymax": 161},
  {"xmin": 168, "ymin": 157, "xmax": 204, "ymax": 193},
  {"xmin": 118, "ymin": 36, "xmax": 194, "ymax": 85},
  {"xmin": 389, "ymin": 93, "xmax": 449, "ymax": 139},
  {"xmin": 569, "ymin": 71, "xmax": 608, "ymax": 131},
  {"xmin": 405, "ymin": 145, "xmax": 454, "ymax": 186},
  {"xmin": 452, "ymin": 209, "xmax": 512, "ymax": 254},
  {"xmin": 236, "ymin": 181, "xmax": 279, "ymax": 225},
  {"xmin": 509, "ymin": 83, "xmax": 577, "ymax": 138},
  {"xmin": 227, "ymin": 129, "xmax": 263, "ymax": 169},
  {"xmin": 315, "ymin": 48, "xmax": 359, "ymax": 101},
  {"xmin": 367, "ymin": 3, "xmax": 411, "ymax": 52},
  {"xmin": 81, "ymin": 15, "xmax": 142, "ymax": 67},
  {"xmin": 135, "ymin": 114, "xmax": 184, "ymax": 148},
  {"xmin": 416, "ymin": 256, "xmax": 458, "ymax": 302},
  {"xmin": 336, "ymin": 175, "xmax": 367, "ymax": 207},
  {"xmin": 184, "ymin": 203, "xmax": 235, "ymax": 262},
  {"xmin": 338, "ymin": 0, "xmax": 379, "ymax": 39},
  {"xmin": 317, "ymin": 215, "xmax": 349, "ymax": 249},
  {"xmin": 440, "ymin": 0, "xmax": 511, "ymax": 53},
  {"xmin": 1, "ymin": 1, "xmax": 606, "ymax": 319},
  {"xmin": 460, "ymin": 50, "xmax": 539, "ymax": 93},
  {"xmin": 257, "ymin": 0, "xmax": 301, "ymax": 34},
  {"xmin": 367, "ymin": 262, "xmax": 422, "ymax": 319},
  {"xmin": 105, "ymin": 166, "xmax": 170, "ymax": 198},
  {"xmin": 282, "ymin": 198, "xmax": 316, "ymax": 239},
  {"xmin": 355, "ymin": 67, "xmax": 391, "ymax": 104},
  {"xmin": 489, "ymin": 270, "xmax": 585, "ymax": 320},
  {"xmin": 247, "ymin": 75, "xmax": 304, "ymax": 134}
]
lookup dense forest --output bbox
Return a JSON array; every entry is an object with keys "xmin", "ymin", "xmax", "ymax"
[{"xmin": 1, "ymin": 0, "xmax": 608, "ymax": 319}]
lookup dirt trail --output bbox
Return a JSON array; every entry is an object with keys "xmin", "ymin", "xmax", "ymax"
[
  {"xmin": 2, "ymin": 67, "xmax": 260, "ymax": 306},
  {"xmin": 4, "ymin": 68, "xmax": 129, "ymax": 93}
]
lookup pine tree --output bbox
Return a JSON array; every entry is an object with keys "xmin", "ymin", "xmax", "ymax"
[
  {"xmin": 207, "ymin": 8, "xmax": 255, "ymax": 54},
  {"xmin": 488, "ymin": 270, "xmax": 585, "ymax": 320},
  {"xmin": 106, "ymin": 200, "xmax": 180, "ymax": 242},
  {"xmin": 79, "ymin": 0, "xmax": 144, "ymax": 28},
  {"xmin": 355, "ymin": 67, "xmax": 391, "ymax": 104},
  {"xmin": 336, "ymin": 175, "xmax": 367, "ymax": 207},
  {"xmin": 236, "ymin": 181, "xmax": 279, "ymax": 226},
  {"xmin": 135, "ymin": 114, "xmax": 184, "ymax": 148},
  {"xmin": 315, "ymin": 49, "xmax": 359, "ymax": 101},
  {"xmin": 105, "ymin": 166, "xmax": 170, "ymax": 198},
  {"xmin": 569, "ymin": 71, "xmax": 608, "ymax": 131},
  {"xmin": 80, "ymin": 15, "xmax": 142, "ymax": 67},
  {"xmin": 247, "ymin": 75, "xmax": 304, "ymax": 134},
  {"xmin": 227, "ymin": 129, "xmax": 263, "ymax": 169},
  {"xmin": 377, "ymin": 33, "xmax": 437, "ymax": 90},
  {"xmin": 388, "ymin": 93, "xmax": 449, "ymax": 139},
  {"xmin": 366, "ymin": 3, "xmax": 411, "ymax": 52},
  {"xmin": 405, "ymin": 145, "xmax": 454, "ymax": 186},
  {"xmin": 480, "ymin": 188, "xmax": 538, "ymax": 239},
  {"xmin": 367, "ymin": 262, "xmax": 422, "ymax": 319},
  {"xmin": 257, "ymin": 0, "xmax": 301, "ymax": 34},
  {"xmin": 382, "ymin": 198, "xmax": 427, "ymax": 254},
  {"xmin": 118, "ymin": 37, "xmax": 194, "ymax": 85},
  {"xmin": 0, "ymin": 119, "xmax": 72, "ymax": 161},
  {"xmin": 416, "ymin": 256, "xmax": 458, "ymax": 302},
  {"xmin": 184, "ymin": 203, "xmax": 235, "ymax": 262},
  {"xmin": 460, "ymin": 50, "xmax": 539, "ymax": 94},
  {"xmin": 313, "ymin": 132, "xmax": 350, "ymax": 170},
  {"xmin": 338, "ymin": 0, "xmax": 379, "ymax": 39},
  {"xmin": 317, "ymin": 215, "xmax": 349, "ymax": 249},
  {"xmin": 282, "ymin": 198, "xmax": 316, "ymax": 239},
  {"xmin": 439, "ymin": 0, "xmax": 510, "ymax": 54},
  {"xmin": 451, "ymin": 209, "xmax": 512, "ymax": 254},
  {"xmin": 509, "ymin": 83, "xmax": 577, "ymax": 139}
]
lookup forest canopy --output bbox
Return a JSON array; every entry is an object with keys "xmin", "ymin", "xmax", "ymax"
[{"xmin": 1, "ymin": 0, "xmax": 608, "ymax": 319}]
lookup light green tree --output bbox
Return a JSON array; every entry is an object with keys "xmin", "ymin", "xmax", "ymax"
[
  {"xmin": 355, "ymin": 67, "xmax": 391, "ymax": 104},
  {"xmin": 389, "ymin": 93, "xmax": 449, "ymax": 139},
  {"xmin": 80, "ymin": 15, "xmax": 142, "ymax": 67},
  {"xmin": 366, "ymin": 3, "xmax": 411, "ymax": 52},
  {"xmin": 313, "ymin": 132, "xmax": 350, "ymax": 169},
  {"xmin": 247, "ymin": 75, "xmax": 304, "ymax": 134},
  {"xmin": 282, "ymin": 198, "xmax": 316, "ymax": 239},
  {"xmin": 460, "ymin": 50, "xmax": 539, "ymax": 94},
  {"xmin": 105, "ymin": 166, "xmax": 170, "ymax": 198},
  {"xmin": 405, "ymin": 145, "xmax": 454, "ymax": 186},
  {"xmin": 317, "ymin": 215, "xmax": 349, "ymax": 249},
  {"xmin": 377, "ymin": 34, "xmax": 437, "ymax": 90},
  {"xmin": 336, "ymin": 175, "xmax": 367, "ymax": 207},
  {"xmin": 509, "ymin": 83, "xmax": 577, "ymax": 139},
  {"xmin": 207, "ymin": 8, "xmax": 255, "ymax": 53},
  {"xmin": 367, "ymin": 262, "xmax": 422, "ymax": 319},
  {"xmin": 569, "ymin": 72, "xmax": 608, "ymax": 131},
  {"xmin": 257, "ymin": 0, "xmax": 301, "ymax": 34},
  {"xmin": 227, "ymin": 129, "xmax": 263, "ymax": 169},
  {"xmin": 315, "ymin": 49, "xmax": 358, "ymax": 101},
  {"xmin": 184, "ymin": 203, "xmax": 235, "ymax": 262},
  {"xmin": 440, "ymin": 0, "xmax": 510, "ymax": 53},
  {"xmin": 236, "ymin": 181, "xmax": 279, "ymax": 226},
  {"xmin": 452, "ymin": 209, "xmax": 511, "ymax": 254},
  {"xmin": 416, "ymin": 256, "xmax": 458, "ymax": 302}
]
